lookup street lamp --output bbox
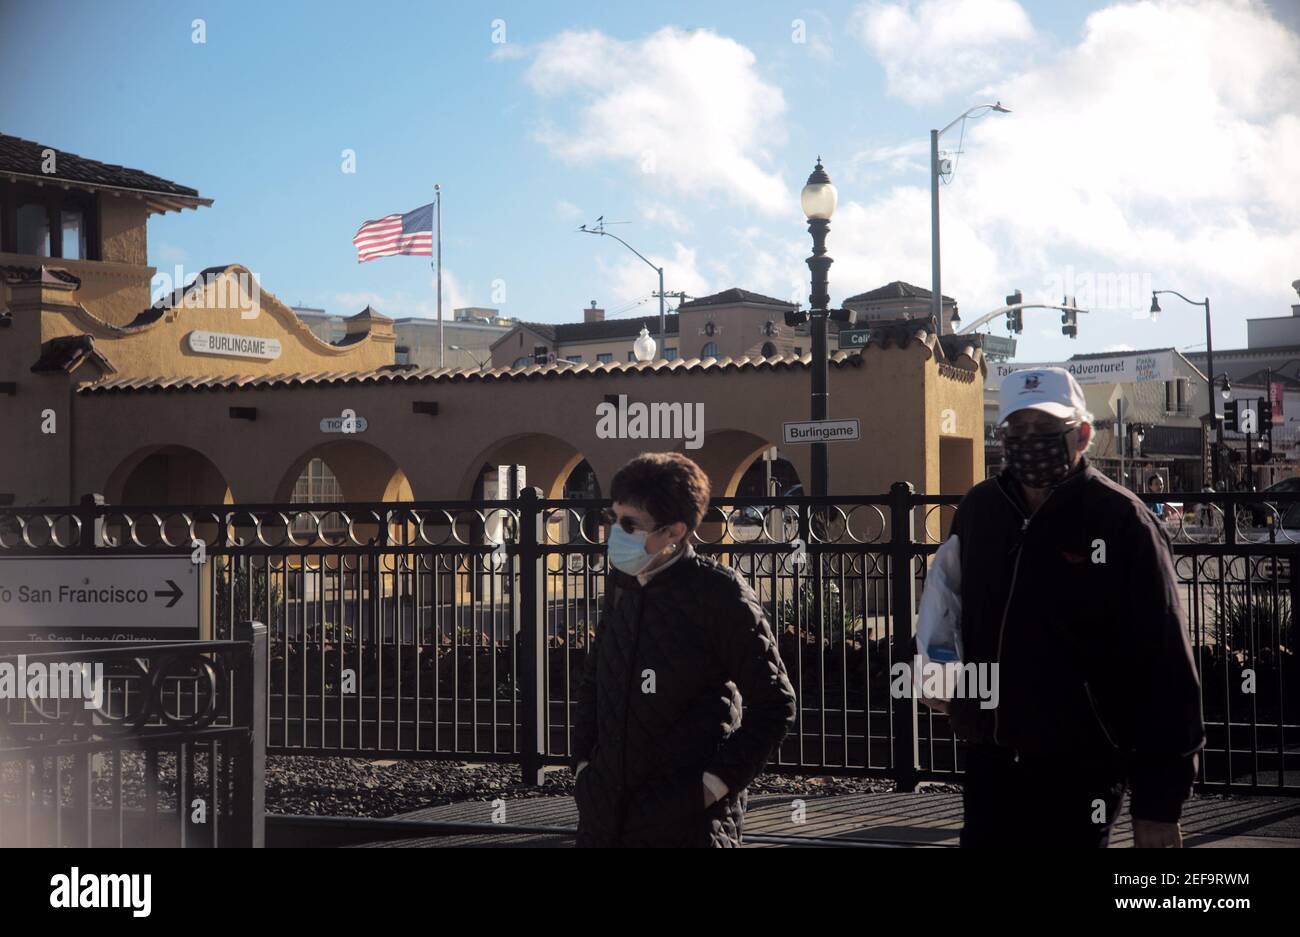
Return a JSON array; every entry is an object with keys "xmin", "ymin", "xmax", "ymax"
[
  {"xmin": 633, "ymin": 326, "xmax": 656, "ymax": 362},
  {"xmin": 579, "ymin": 221, "xmax": 667, "ymax": 357},
  {"xmin": 1151, "ymin": 289, "xmax": 1220, "ymax": 488},
  {"xmin": 802, "ymin": 158, "xmax": 837, "ymax": 498},
  {"xmin": 1220, "ymin": 374, "xmax": 1232, "ymax": 400},
  {"xmin": 930, "ymin": 102, "xmax": 1011, "ymax": 332}
]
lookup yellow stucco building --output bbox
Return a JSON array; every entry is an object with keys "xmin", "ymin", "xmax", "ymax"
[{"xmin": 0, "ymin": 135, "xmax": 987, "ymax": 511}]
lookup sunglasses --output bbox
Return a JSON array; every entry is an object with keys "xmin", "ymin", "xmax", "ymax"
[
  {"xmin": 598, "ymin": 508, "xmax": 665, "ymax": 536},
  {"xmin": 998, "ymin": 420, "xmax": 1080, "ymax": 441}
]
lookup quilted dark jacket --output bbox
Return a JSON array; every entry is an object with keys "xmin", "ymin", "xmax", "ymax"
[{"xmin": 571, "ymin": 544, "xmax": 797, "ymax": 847}]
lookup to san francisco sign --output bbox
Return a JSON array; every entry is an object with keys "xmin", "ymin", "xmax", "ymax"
[
  {"xmin": 187, "ymin": 330, "xmax": 282, "ymax": 361},
  {"xmin": 0, "ymin": 555, "xmax": 200, "ymax": 640}
]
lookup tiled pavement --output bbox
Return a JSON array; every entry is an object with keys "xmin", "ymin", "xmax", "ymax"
[{"xmin": 350, "ymin": 790, "xmax": 1300, "ymax": 848}]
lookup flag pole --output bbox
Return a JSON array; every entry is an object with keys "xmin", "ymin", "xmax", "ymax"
[{"xmin": 435, "ymin": 184, "xmax": 443, "ymax": 369}]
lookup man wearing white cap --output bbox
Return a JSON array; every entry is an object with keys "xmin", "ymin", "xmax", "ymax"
[{"xmin": 929, "ymin": 367, "xmax": 1204, "ymax": 847}]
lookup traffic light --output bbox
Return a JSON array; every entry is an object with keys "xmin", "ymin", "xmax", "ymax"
[
  {"xmin": 1061, "ymin": 295, "xmax": 1078, "ymax": 338},
  {"xmin": 1259, "ymin": 397, "xmax": 1273, "ymax": 434},
  {"xmin": 1224, "ymin": 399, "xmax": 1239, "ymax": 433},
  {"xmin": 1005, "ymin": 289, "xmax": 1023, "ymax": 334}
]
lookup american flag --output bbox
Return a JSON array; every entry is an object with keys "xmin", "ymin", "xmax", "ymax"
[{"xmin": 352, "ymin": 203, "xmax": 434, "ymax": 262}]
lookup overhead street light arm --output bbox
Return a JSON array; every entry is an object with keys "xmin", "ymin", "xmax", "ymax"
[
  {"xmin": 937, "ymin": 102, "xmax": 1011, "ymax": 140},
  {"xmin": 578, "ymin": 226, "xmax": 660, "ymax": 274},
  {"xmin": 1152, "ymin": 289, "xmax": 1207, "ymax": 308},
  {"xmin": 955, "ymin": 302, "xmax": 1088, "ymax": 335},
  {"xmin": 578, "ymin": 222, "xmax": 668, "ymax": 352}
]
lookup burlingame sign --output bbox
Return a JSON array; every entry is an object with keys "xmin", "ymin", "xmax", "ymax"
[
  {"xmin": 987, "ymin": 351, "xmax": 1176, "ymax": 391},
  {"xmin": 187, "ymin": 330, "xmax": 282, "ymax": 361}
]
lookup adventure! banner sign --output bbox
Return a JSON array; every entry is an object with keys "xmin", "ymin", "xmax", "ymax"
[{"xmin": 987, "ymin": 351, "xmax": 1177, "ymax": 391}]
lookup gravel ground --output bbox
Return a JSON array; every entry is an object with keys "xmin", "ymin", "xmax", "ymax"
[{"xmin": 266, "ymin": 755, "xmax": 962, "ymax": 818}]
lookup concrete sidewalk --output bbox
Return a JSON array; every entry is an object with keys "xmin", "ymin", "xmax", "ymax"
[{"xmin": 354, "ymin": 789, "xmax": 1300, "ymax": 847}]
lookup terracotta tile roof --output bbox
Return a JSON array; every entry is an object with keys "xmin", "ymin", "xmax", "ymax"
[
  {"xmin": 79, "ymin": 352, "xmax": 865, "ymax": 395},
  {"xmin": 679, "ymin": 288, "xmax": 796, "ymax": 309},
  {"xmin": 844, "ymin": 280, "xmax": 955, "ymax": 305},
  {"xmin": 0, "ymin": 134, "xmax": 211, "ymax": 213}
]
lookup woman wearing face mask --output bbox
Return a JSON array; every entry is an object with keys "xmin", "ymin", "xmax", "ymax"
[{"xmin": 570, "ymin": 451, "xmax": 797, "ymax": 848}]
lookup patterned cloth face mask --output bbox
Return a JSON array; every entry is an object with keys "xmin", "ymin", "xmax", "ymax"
[{"xmin": 1002, "ymin": 429, "xmax": 1074, "ymax": 488}]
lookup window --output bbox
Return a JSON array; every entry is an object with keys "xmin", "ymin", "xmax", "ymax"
[
  {"xmin": 1165, "ymin": 378, "xmax": 1187, "ymax": 413},
  {"xmin": 761, "ymin": 341, "xmax": 777, "ymax": 357},
  {"xmin": 627, "ymin": 351, "xmax": 636, "ymax": 362},
  {"xmin": 596, "ymin": 353, "xmax": 613, "ymax": 364},
  {"xmin": 16, "ymin": 204, "xmax": 49, "ymax": 256},
  {"xmin": 566, "ymin": 355, "xmax": 582, "ymax": 363},
  {"xmin": 513, "ymin": 356, "xmax": 531, "ymax": 367},
  {"xmin": 4, "ymin": 188, "xmax": 97, "ymax": 259},
  {"xmin": 665, "ymin": 347, "xmax": 678, "ymax": 361},
  {"xmin": 701, "ymin": 341, "xmax": 719, "ymax": 358},
  {"xmin": 794, "ymin": 346, "xmax": 803, "ymax": 356},
  {"xmin": 60, "ymin": 208, "xmax": 85, "ymax": 260},
  {"xmin": 291, "ymin": 458, "xmax": 345, "ymax": 535}
]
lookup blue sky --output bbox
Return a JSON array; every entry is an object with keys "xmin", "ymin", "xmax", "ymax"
[{"xmin": 2, "ymin": 0, "xmax": 1298, "ymax": 361}]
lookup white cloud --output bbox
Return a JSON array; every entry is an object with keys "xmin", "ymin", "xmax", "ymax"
[
  {"xmin": 524, "ymin": 27, "xmax": 791, "ymax": 214},
  {"xmin": 853, "ymin": 0, "xmax": 1035, "ymax": 104},
  {"xmin": 603, "ymin": 242, "xmax": 712, "ymax": 309},
  {"xmin": 639, "ymin": 201, "xmax": 689, "ymax": 233},
  {"xmin": 554, "ymin": 199, "xmax": 584, "ymax": 223},
  {"xmin": 844, "ymin": 0, "xmax": 1300, "ymax": 352}
]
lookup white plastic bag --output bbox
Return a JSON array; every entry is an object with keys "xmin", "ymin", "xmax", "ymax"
[{"xmin": 914, "ymin": 534, "xmax": 963, "ymax": 702}]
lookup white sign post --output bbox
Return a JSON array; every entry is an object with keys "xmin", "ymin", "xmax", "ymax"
[
  {"xmin": 0, "ymin": 556, "xmax": 201, "ymax": 640},
  {"xmin": 782, "ymin": 419, "xmax": 861, "ymax": 445}
]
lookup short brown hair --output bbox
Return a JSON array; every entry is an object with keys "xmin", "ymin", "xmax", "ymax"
[{"xmin": 610, "ymin": 452, "xmax": 711, "ymax": 531}]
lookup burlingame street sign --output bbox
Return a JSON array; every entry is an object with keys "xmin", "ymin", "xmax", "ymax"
[
  {"xmin": 837, "ymin": 328, "xmax": 871, "ymax": 349},
  {"xmin": 0, "ymin": 555, "xmax": 201, "ymax": 640},
  {"xmin": 783, "ymin": 419, "xmax": 861, "ymax": 445}
]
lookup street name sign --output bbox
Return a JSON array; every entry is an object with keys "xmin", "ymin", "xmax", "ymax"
[
  {"xmin": 838, "ymin": 329, "xmax": 871, "ymax": 349},
  {"xmin": 783, "ymin": 419, "xmax": 861, "ymax": 444},
  {"xmin": 0, "ymin": 555, "xmax": 201, "ymax": 640}
]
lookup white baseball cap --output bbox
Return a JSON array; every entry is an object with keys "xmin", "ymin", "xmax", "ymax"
[{"xmin": 997, "ymin": 367, "xmax": 1088, "ymax": 425}]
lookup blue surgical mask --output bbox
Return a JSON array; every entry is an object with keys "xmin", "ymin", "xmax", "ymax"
[{"xmin": 607, "ymin": 524, "xmax": 657, "ymax": 575}]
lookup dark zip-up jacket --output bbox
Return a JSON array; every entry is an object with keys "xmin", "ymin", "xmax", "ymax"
[
  {"xmin": 570, "ymin": 544, "xmax": 797, "ymax": 847},
  {"xmin": 946, "ymin": 457, "xmax": 1205, "ymax": 822}
]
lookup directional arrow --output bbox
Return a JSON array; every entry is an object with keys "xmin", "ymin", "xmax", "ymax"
[{"xmin": 154, "ymin": 579, "xmax": 184, "ymax": 608}]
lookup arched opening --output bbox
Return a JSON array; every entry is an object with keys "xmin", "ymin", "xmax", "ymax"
[
  {"xmin": 272, "ymin": 441, "xmax": 414, "ymax": 549},
  {"xmin": 456, "ymin": 433, "xmax": 591, "ymax": 501},
  {"xmin": 701, "ymin": 341, "xmax": 719, "ymax": 359},
  {"xmin": 101, "ymin": 445, "xmax": 234, "ymax": 549},
  {"xmin": 110, "ymin": 445, "xmax": 233, "ymax": 506},
  {"xmin": 735, "ymin": 453, "xmax": 801, "ymax": 498},
  {"xmin": 760, "ymin": 341, "xmax": 777, "ymax": 358},
  {"xmin": 275, "ymin": 441, "xmax": 412, "ymax": 504}
]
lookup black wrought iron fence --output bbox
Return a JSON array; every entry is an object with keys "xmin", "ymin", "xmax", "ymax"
[
  {"xmin": 1, "ymin": 487, "xmax": 1296, "ymax": 795},
  {"xmin": 0, "ymin": 623, "xmax": 266, "ymax": 847}
]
